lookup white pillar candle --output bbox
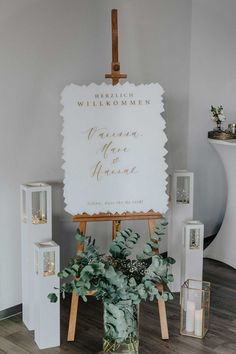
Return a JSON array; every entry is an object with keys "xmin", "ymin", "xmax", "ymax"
[
  {"xmin": 186, "ymin": 300, "xmax": 195, "ymax": 332},
  {"xmin": 194, "ymin": 309, "xmax": 203, "ymax": 337}
]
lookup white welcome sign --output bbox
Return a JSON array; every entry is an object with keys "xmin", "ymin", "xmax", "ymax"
[{"xmin": 61, "ymin": 82, "xmax": 168, "ymax": 215}]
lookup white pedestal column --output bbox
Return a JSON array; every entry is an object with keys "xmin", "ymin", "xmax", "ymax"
[
  {"xmin": 20, "ymin": 183, "xmax": 52, "ymax": 330},
  {"xmin": 34, "ymin": 241, "xmax": 60, "ymax": 349},
  {"xmin": 168, "ymin": 171, "xmax": 194, "ymax": 292},
  {"xmin": 181, "ymin": 221, "xmax": 204, "ymax": 286},
  {"xmin": 204, "ymin": 139, "xmax": 236, "ymax": 269}
]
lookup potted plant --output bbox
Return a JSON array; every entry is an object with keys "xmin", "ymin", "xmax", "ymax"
[
  {"xmin": 210, "ymin": 105, "xmax": 226, "ymax": 131},
  {"xmin": 48, "ymin": 219, "xmax": 175, "ymax": 353}
]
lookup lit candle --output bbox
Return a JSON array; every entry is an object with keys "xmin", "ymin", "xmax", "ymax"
[
  {"xmin": 186, "ymin": 300, "xmax": 195, "ymax": 332},
  {"xmin": 194, "ymin": 309, "xmax": 203, "ymax": 337}
]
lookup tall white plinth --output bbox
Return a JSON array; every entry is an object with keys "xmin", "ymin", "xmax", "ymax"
[
  {"xmin": 168, "ymin": 171, "xmax": 194, "ymax": 292},
  {"xmin": 205, "ymin": 139, "xmax": 236, "ymax": 269},
  {"xmin": 20, "ymin": 183, "xmax": 52, "ymax": 330},
  {"xmin": 34, "ymin": 241, "xmax": 60, "ymax": 349}
]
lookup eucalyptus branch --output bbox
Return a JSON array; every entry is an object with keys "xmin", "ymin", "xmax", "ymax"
[{"xmin": 48, "ymin": 219, "xmax": 175, "ymax": 345}]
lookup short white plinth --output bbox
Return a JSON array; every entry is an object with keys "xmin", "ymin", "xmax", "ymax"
[
  {"xmin": 204, "ymin": 139, "xmax": 236, "ymax": 269},
  {"xmin": 34, "ymin": 241, "xmax": 60, "ymax": 349}
]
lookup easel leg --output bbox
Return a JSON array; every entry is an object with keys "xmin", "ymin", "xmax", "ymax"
[
  {"xmin": 67, "ymin": 290, "xmax": 79, "ymax": 341},
  {"xmin": 67, "ymin": 221, "xmax": 87, "ymax": 341},
  {"xmin": 148, "ymin": 219, "xmax": 156, "ymax": 238},
  {"xmin": 157, "ymin": 284, "xmax": 169, "ymax": 340},
  {"xmin": 77, "ymin": 221, "xmax": 87, "ymax": 251},
  {"xmin": 112, "ymin": 220, "xmax": 121, "ymax": 240},
  {"xmin": 148, "ymin": 219, "xmax": 169, "ymax": 340}
]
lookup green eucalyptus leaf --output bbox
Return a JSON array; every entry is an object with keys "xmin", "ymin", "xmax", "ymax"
[
  {"xmin": 110, "ymin": 244, "xmax": 122, "ymax": 257},
  {"xmin": 48, "ymin": 293, "xmax": 58, "ymax": 303},
  {"xmin": 105, "ymin": 266, "xmax": 117, "ymax": 279},
  {"xmin": 129, "ymin": 277, "xmax": 137, "ymax": 288},
  {"xmin": 71, "ymin": 264, "xmax": 80, "ymax": 272},
  {"xmin": 115, "ymin": 235, "xmax": 125, "ymax": 243},
  {"xmin": 167, "ymin": 274, "xmax": 174, "ymax": 282},
  {"xmin": 143, "ymin": 243, "xmax": 152, "ymax": 254},
  {"xmin": 126, "ymin": 240, "xmax": 135, "ymax": 249},
  {"xmin": 166, "ymin": 257, "xmax": 176, "ymax": 265}
]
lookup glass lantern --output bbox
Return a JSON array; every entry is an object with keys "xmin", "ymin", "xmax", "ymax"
[
  {"xmin": 189, "ymin": 227, "xmax": 201, "ymax": 249},
  {"xmin": 43, "ymin": 250, "xmax": 55, "ymax": 276},
  {"xmin": 21, "ymin": 182, "xmax": 50, "ymax": 225},
  {"xmin": 176, "ymin": 175, "xmax": 190, "ymax": 204},
  {"xmin": 21, "ymin": 182, "xmax": 51, "ymax": 225},
  {"xmin": 31, "ymin": 188, "xmax": 47, "ymax": 224},
  {"xmin": 35, "ymin": 241, "xmax": 57, "ymax": 277},
  {"xmin": 180, "ymin": 279, "xmax": 210, "ymax": 339},
  {"xmin": 34, "ymin": 247, "xmax": 57, "ymax": 277}
]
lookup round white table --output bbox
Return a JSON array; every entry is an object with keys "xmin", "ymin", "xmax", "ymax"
[{"xmin": 204, "ymin": 139, "xmax": 236, "ymax": 269}]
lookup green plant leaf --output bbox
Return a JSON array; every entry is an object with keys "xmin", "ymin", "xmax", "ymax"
[{"xmin": 48, "ymin": 293, "xmax": 58, "ymax": 303}]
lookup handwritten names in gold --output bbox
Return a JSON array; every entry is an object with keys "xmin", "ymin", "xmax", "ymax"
[{"xmin": 85, "ymin": 127, "xmax": 140, "ymax": 181}]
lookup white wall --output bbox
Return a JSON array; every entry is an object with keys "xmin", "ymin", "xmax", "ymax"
[
  {"xmin": 187, "ymin": 0, "xmax": 236, "ymax": 236},
  {"xmin": 0, "ymin": 0, "xmax": 192, "ymax": 311}
]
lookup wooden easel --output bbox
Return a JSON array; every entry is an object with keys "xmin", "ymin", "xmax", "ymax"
[{"xmin": 67, "ymin": 9, "xmax": 169, "ymax": 342}]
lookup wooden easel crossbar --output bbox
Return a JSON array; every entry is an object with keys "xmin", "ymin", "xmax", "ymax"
[{"xmin": 67, "ymin": 9, "xmax": 169, "ymax": 342}]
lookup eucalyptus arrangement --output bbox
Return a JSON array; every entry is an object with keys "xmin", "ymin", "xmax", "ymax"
[
  {"xmin": 210, "ymin": 105, "xmax": 226, "ymax": 131},
  {"xmin": 48, "ymin": 219, "xmax": 175, "ymax": 354}
]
